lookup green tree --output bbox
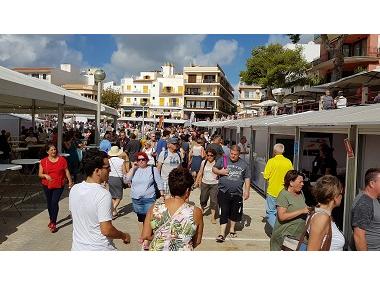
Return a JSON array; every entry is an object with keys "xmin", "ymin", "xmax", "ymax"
[
  {"xmin": 240, "ymin": 44, "xmax": 310, "ymax": 100},
  {"xmin": 101, "ymin": 87, "xmax": 121, "ymax": 109},
  {"xmin": 288, "ymin": 34, "xmax": 301, "ymax": 44}
]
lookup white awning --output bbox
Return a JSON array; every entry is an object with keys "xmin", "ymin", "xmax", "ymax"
[{"xmin": 0, "ymin": 65, "xmax": 118, "ymax": 117}]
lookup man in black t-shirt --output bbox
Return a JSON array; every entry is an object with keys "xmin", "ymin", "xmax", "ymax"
[{"xmin": 206, "ymin": 135, "xmax": 224, "ymax": 160}]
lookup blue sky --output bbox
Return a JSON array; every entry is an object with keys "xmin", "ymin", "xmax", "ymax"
[{"xmin": 0, "ymin": 34, "xmax": 313, "ymax": 92}]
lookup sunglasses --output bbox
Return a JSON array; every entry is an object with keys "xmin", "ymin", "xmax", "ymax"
[
  {"xmin": 207, "ymin": 154, "xmax": 215, "ymax": 157},
  {"xmin": 137, "ymin": 158, "xmax": 146, "ymax": 162}
]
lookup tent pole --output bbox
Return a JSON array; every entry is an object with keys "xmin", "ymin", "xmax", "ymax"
[
  {"xmin": 31, "ymin": 99, "xmax": 36, "ymax": 132},
  {"xmin": 58, "ymin": 104, "xmax": 64, "ymax": 153}
]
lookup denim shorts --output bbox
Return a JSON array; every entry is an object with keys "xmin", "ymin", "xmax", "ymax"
[{"xmin": 132, "ymin": 197, "xmax": 156, "ymax": 215}]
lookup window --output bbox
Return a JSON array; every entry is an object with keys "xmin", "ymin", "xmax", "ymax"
[
  {"xmin": 342, "ymin": 44, "xmax": 351, "ymax": 57},
  {"xmin": 188, "ymin": 74, "xmax": 197, "ymax": 83},
  {"xmin": 178, "ymin": 86, "xmax": 184, "ymax": 94},
  {"xmin": 42, "ymin": 74, "xmax": 47, "ymax": 80},
  {"xmin": 31, "ymin": 73, "xmax": 39, "ymax": 78},
  {"xmin": 144, "ymin": 75, "xmax": 150, "ymax": 79},
  {"xmin": 159, "ymin": 98, "xmax": 165, "ymax": 106},
  {"xmin": 127, "ymin": 85, "xmax": 131, "ymax": 91},
  {"xmin": 126, "ymin": 98, "xmax": 131, "ymax": 103},
  {"xmin": 204, "ymin": 75, "xmax": 216, "ymax": 83},
  {"xmin": 143, "ymin": 85, "xmax": 149, "ymax": 93},
  {"xmin": 134, "ymin": 98, "xmax": 137, "ymax": 101}
]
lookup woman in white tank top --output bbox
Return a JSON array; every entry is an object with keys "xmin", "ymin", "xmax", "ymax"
[{"xmin": 307, "ymin": 175, "xmax": 345, "ymax": 251}]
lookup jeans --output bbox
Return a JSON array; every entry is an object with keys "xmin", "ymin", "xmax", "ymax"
[
  {"xmin": 43, "ymin": 186, "xmax": 64, "ymax": 224},
  {"xmin": 266, "ymin": 194, "xmax": 277, "ymax": 229}
]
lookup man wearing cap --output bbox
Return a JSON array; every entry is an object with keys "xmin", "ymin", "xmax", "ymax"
[{"xmin": 157, "ymin": 137, "xmax": 182, "ymax": 198}]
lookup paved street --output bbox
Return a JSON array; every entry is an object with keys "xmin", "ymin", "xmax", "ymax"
[{"xmin": 0, "ymin": 184, "xmax": 269, "ymax": 251}]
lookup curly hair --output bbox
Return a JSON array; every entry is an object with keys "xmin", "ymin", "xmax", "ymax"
[
  {"xmin": 168, "ymin": 167, "xmax": 194, "ymax": 197},
  {"xmin": 312, "ymin": 175, "xmax": 342, "ymax": 205},
  {"xmin": 135, "ymin": 151, "xmax": 148, "ymax": 161}
]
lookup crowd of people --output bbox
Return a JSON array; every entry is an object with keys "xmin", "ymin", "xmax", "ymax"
[{"xmin": 2, "ymin": 119, "xmax": 379, "ymax": 251}]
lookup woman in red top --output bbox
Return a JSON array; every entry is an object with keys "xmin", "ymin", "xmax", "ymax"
[{"xmin": 38, "ymin": 144, "xmax": 73, "ymax": 233}]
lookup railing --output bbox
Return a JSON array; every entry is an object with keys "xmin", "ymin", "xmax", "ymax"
[
  {"xmin": 185, "ymin": 92, "xmax": 215, "ymax": 96},
  {"xmin": 312, "ymin": 47, "xmax": 380, "ymax": 66},
  {"xmin": 184, "ymin": 78, "xmax": 219, "ymax": 84}
]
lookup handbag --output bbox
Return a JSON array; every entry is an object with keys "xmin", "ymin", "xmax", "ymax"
[
  {"xmin": 282, "ymin": 209, "xmax": 332, "ymax": 251},
  {"xmin": 150, "ymin": 166, "xmax": 161, "ymax": 199},
  {"xmin": 110, "ymin": 158, "xmax": 128, "ymax": 189},
  {"xmin": 281, "ymin": 210, "xmax": 315, "ymax": 251}
]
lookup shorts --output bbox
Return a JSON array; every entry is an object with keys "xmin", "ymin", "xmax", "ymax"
[
  {"xmin": 108, "ymin": 176, "xmax": 123, "ymax": 199},
  {"xmin": 132, "ymin": 197, "xmax": 155, "ymax": 217},
  {"xmin": 217, "ymin": 190, "xmax": 243, "ymax": 225}
]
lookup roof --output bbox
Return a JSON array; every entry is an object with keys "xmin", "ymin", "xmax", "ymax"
[
  {"xmin": 194, "ymin": 103, "xmax": 380, "ymax": 129},
  {"xmin": 0, "ymin": 65, "xmax": 118, "ymax": 117}
]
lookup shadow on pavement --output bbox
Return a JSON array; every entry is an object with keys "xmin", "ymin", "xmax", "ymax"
[
  {"xmin": 117, "ymin": 203, "xmax": 134, "ymax": 217},
  {"xmin": 0, "ymin": 184, "xmax": 70, "ymax": 247}
]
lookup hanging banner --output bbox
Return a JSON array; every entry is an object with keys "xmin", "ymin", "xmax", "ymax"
[{"xmin": 344, "ymin": 138, "xmax": 354, "ymax": 158}]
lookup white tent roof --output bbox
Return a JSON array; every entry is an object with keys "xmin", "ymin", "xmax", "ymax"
[
  {"xmin": 194, "ymin": 103, "xmax": 380, "ymax": 129},
  {"xmin": 118, "ymin": 117, "xmax": 187, "ymax": 125},
  {"xmin": 0, "ymin": 65, "xmax": 118, "ymax": 116}
]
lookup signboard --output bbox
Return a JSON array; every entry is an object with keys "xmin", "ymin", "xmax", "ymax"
[{"xmin": 344, "ymin": 138, "xmax": 354, "ymax": 158}]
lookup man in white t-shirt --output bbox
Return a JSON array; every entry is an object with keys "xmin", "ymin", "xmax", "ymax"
[
  {"xmin": 157, "ymin": 137, "xmax": 181, "ymax": 198},
  {"xmin": 69, "ymin": 149, "xmax": 130, "ymax": 250},
  {"xmin": 238, "ymin": 136, "xmax": 249, "ymax": 161}
]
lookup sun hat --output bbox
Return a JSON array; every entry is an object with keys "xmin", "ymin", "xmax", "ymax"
[{"xmin": 108, "ymin": 146, "xmax": 123, "ymax": 157}]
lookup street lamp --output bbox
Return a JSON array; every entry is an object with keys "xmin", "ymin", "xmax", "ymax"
[
  {"xmin": 141, "ymin": 101, "xmax": 147, "ymax": 138},
  {"xmin": 94, "ymin": 69, "xmax": 106, "ymax": 144}
]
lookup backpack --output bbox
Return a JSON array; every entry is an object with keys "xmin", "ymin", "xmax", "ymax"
[
  {"xmin": 131, "ymin": 165, "xmax": 161, "ymax": 199},
  {"xmin": 163, "ymin": 149, "xmax": 182, "ymax": 165}
]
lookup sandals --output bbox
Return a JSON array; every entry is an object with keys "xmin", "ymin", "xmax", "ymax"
[
  {"xmin": 216, "ymin": 235, "xmax": 225, "ymax": 243},
  {"xmin": 229, "ymin": 232, "xmax": 237, "ymax": 238}
]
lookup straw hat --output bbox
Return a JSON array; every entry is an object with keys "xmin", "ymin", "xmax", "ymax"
[{"xmin": 108, "ymin": 146, "xmax": 123, "ymax": 157}]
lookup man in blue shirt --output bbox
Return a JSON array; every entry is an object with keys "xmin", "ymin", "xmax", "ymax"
[
  {"xmin": 99, "ymin": 132, "xmax": 112, "ymax": 154},
  {"xmin": 155, "ymin": 129, "xmax": 170, "ymax": 157}
]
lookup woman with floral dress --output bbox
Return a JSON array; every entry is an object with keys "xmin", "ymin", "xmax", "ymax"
[{"xmin": 141, "ymin": 167, "xmax": 204, "ymax": 251}]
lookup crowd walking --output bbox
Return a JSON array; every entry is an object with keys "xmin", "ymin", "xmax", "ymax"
[{"xmin": 3, "ymin": 120, "xmax": 378, "ymax": 251}]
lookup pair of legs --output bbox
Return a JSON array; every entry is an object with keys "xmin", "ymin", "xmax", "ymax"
[
  {"xmin": 200, "ymin": 183, "xmax": 218, "ymax": 224},
  {"xmin": 216, "ymin": 191, "xmax": 243, "ymax": 241},
  {"xmin": 109, "ymin": 177, "xmax": 123, "ymax": 217},
  {"xmin": 42, "ymin": 186, "xmax": 64, "ymax": 232},
  {"xmin": 265, "ymin": 194, "xmax": 277, "ymax": 229},
  {"xmin": 132, "ymin": 197, "xmax": 156, "ymax": 250}
]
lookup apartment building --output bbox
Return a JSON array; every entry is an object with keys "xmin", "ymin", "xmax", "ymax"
[
  {"xmin": 119, "ymin": 63, "xmax": 184, "ymax": 120},
  {"xmin": 312, "ymin": 34, "xmax": 380, "ymax": 82},
  {"xmin": 237, "ymin": 82, "xmax": 263, "ymax": 113},
  {"xmin": 13, "ymin": 64, "xmax": 98, "ymax": 100},
  {"xmin": 183, "ymin": 64, "xmax": 235, "ymax": 120}
]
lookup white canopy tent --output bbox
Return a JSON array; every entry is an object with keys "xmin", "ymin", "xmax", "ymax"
[{"xmin": 0, "ymin": 65, "xmax": 118, "ymax": 151}]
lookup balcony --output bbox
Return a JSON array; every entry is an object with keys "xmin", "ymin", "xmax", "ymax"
[
  {"xmin": 185, "ymin": 91, "xmax": 216, "ymax": 96},
  {"xmin": 184, "ymin": 79, "xmax": 219, "ymax": 84},
  {"xmin": 312, "ymin": 47, "xmax": 380, "ymax": 69}
]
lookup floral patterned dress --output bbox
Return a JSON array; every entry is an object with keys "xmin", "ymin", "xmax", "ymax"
[{"xmin": 149, "ymin": 200, "xmax": 197, "ymax": 251}]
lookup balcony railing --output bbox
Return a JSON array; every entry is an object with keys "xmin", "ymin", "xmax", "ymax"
[
  {"xmin": 185, "ymin": 92, "xmax": 216, "ymax": 96},
  {"xmin": 312, "ymin": 47, "xmax": 380, "ymax": 66},
  {"xmin": 185, "ymin": 79, "xmax": 219, "ymax": 84}
]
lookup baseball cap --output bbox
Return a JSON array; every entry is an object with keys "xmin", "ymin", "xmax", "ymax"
[{"xmin": 168, "ymin": 137, "xmax": 179, "ymax": 144}]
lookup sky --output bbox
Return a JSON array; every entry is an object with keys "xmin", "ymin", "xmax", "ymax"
[{"xmin": 0, "ymin": 34, "xmax": 314, "ymax": 94}]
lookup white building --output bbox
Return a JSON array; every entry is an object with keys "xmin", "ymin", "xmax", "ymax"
[
  {"xmin": 119, "ymin": 63, "xmax": 184, "ymax": 120},
  {"xmin": 237, "ymin": 81, "xmax": 263, "ymax": 115}
]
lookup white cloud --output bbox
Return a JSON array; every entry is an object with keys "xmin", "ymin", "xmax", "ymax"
[
  {"xmin": 104, "ymin": 35, "xmax": 239, "ymax": 81},
  {"xmin": 266, "ymin": 34, "xmax": 315, "ymax": 46},
  {"xmin": 0, "ymin": 35, "xmax": 84, "ymax": 68}
]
